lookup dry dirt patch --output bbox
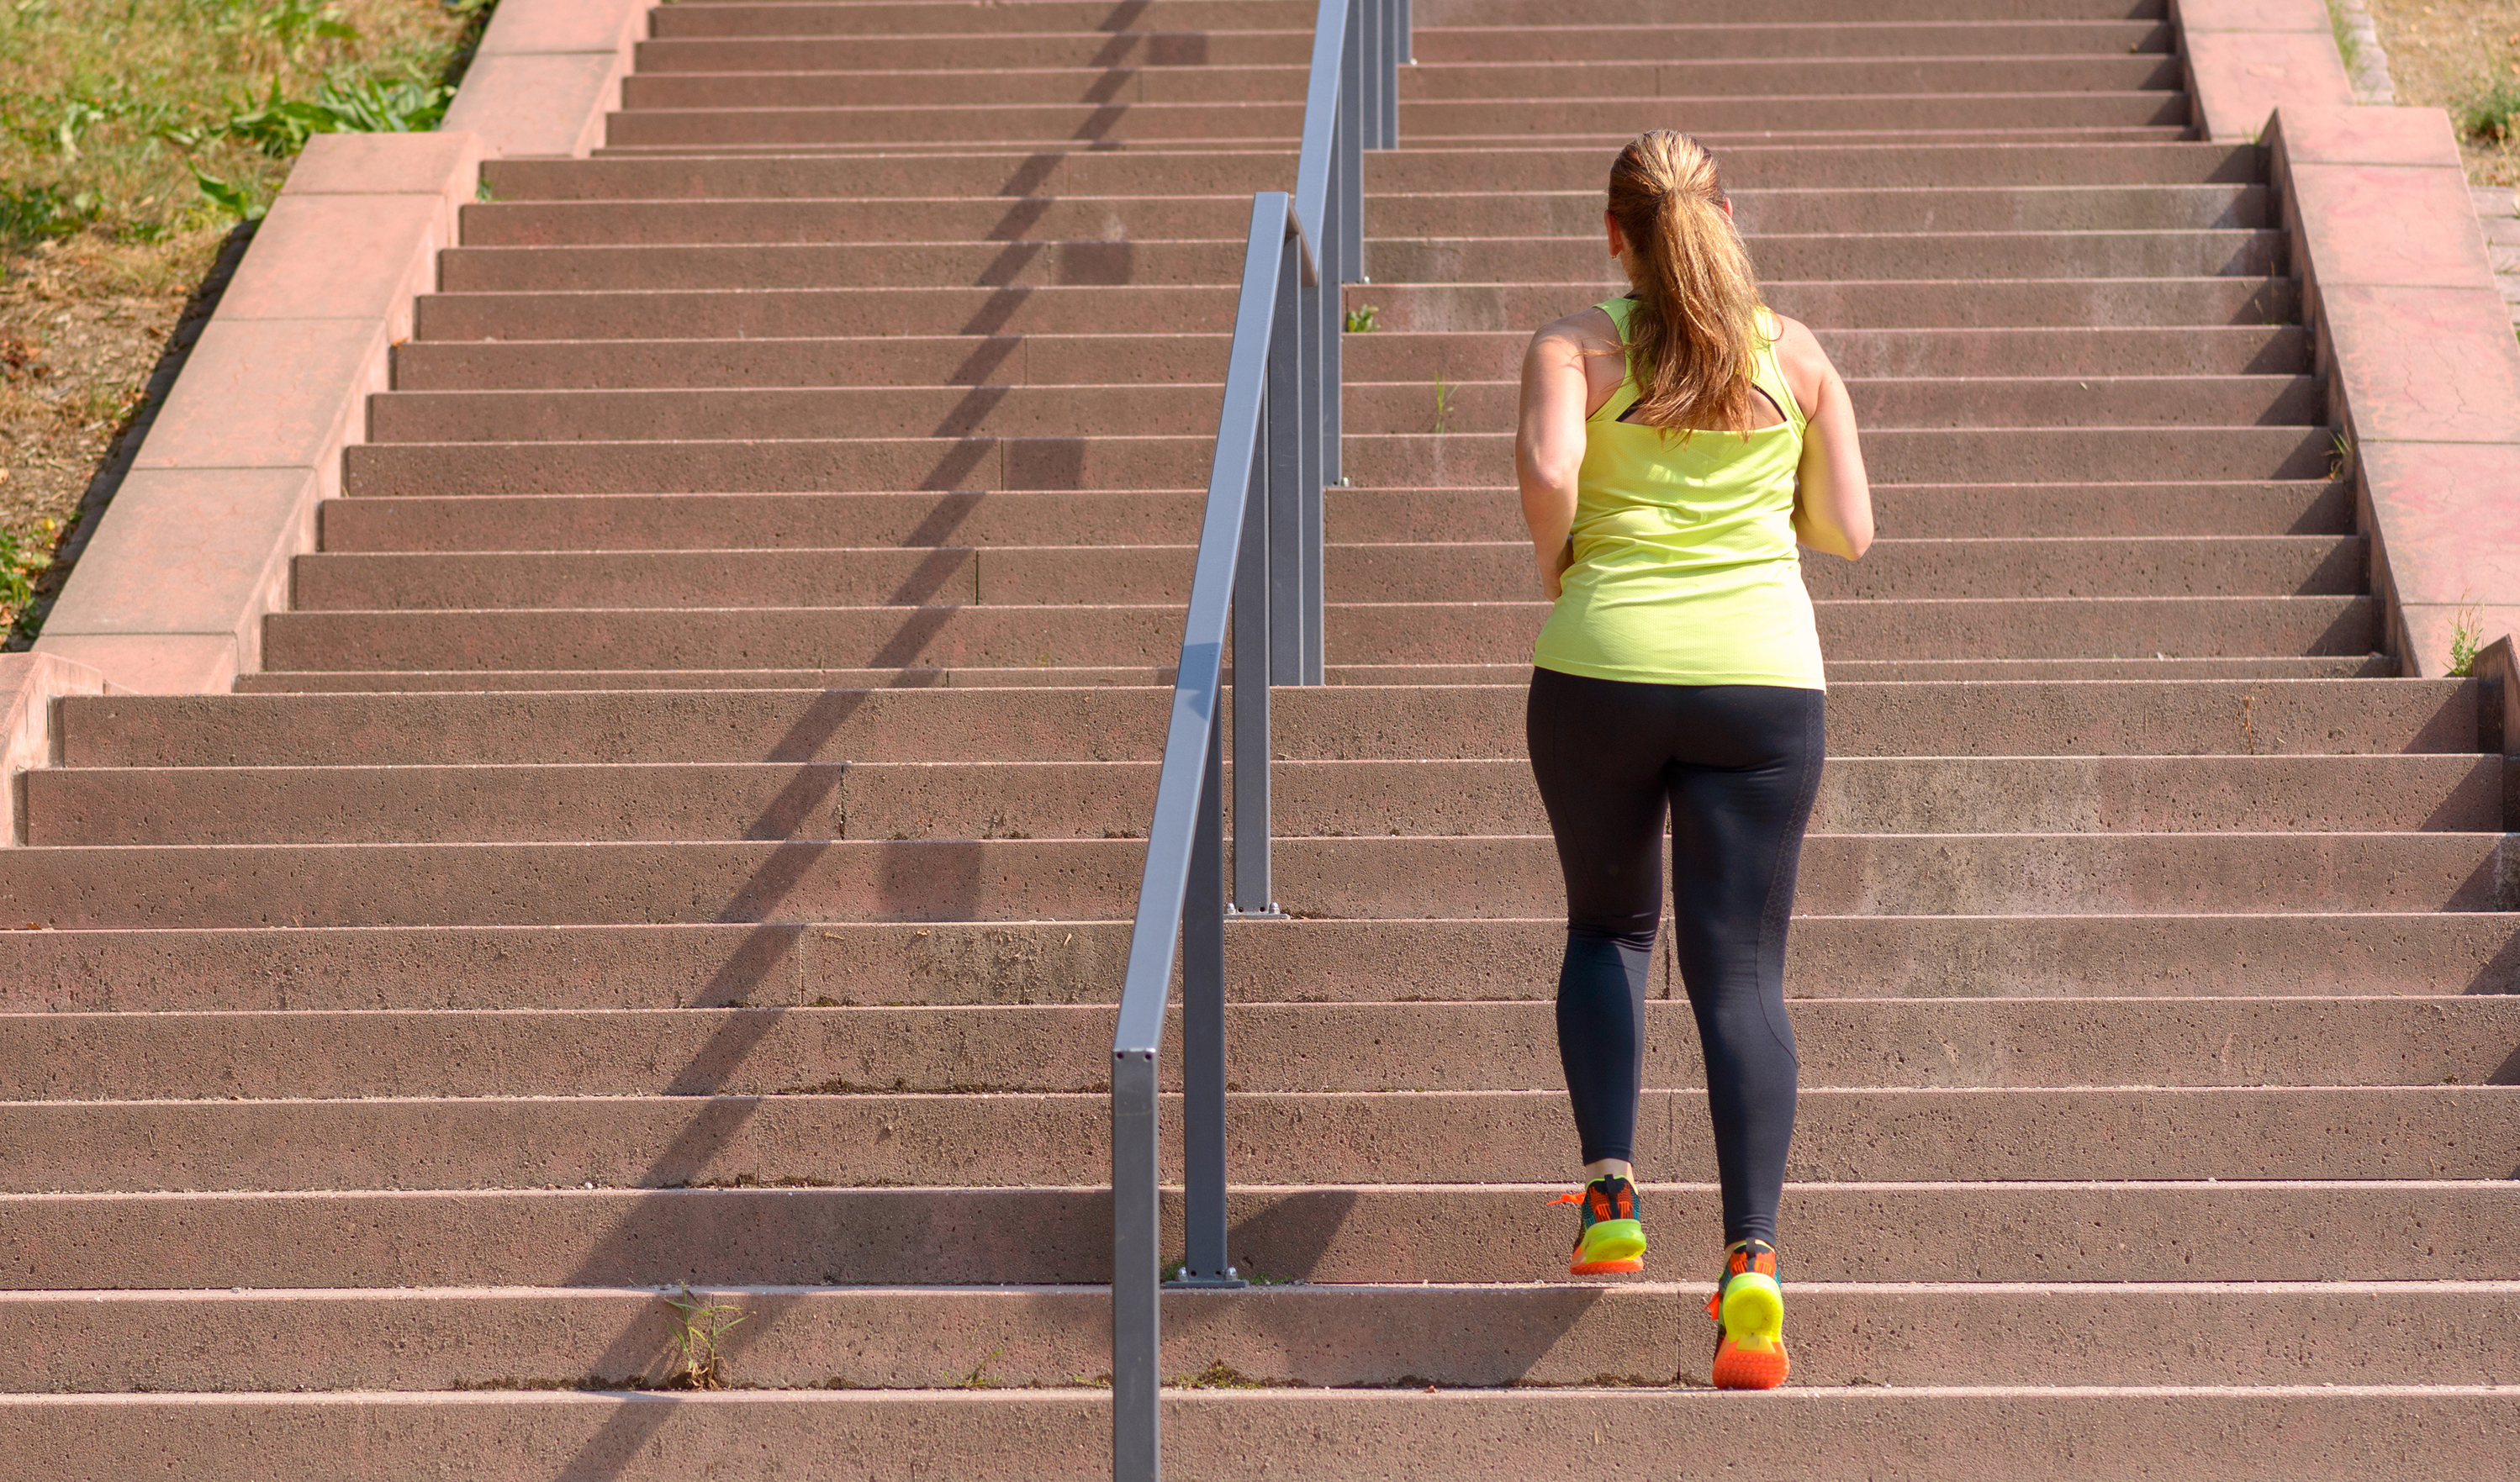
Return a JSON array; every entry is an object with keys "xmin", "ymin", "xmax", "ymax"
[{"xmin": 2360, "ymin": 0, "xmax": 2520, "ymax": 187}]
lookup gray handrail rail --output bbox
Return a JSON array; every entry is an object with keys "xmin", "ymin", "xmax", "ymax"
[{"xmin": 1108, "ymin": 3, "xmax": 1407, "ymax": 1479}]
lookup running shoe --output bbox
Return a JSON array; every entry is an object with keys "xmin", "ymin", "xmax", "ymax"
[
  {"xmin": 1551, "ymin": 1174, "xmax": 1647, "ymax": 1275},
  {"xmin": 1705, "ymin": 1239, "xmax": 1788, "ymax": 1390}
]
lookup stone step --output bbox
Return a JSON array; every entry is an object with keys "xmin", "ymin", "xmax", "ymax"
[
  {"xmin": 434, "ymin": 239, "xmax": 1257, "ymax": 293},
  {"xmin": 1400, "ymin": 55, "xmax": 2183, "ymax": 98},
  {"xmin": 451, "ymin": 186, "xmax": 2272, "ymax": 248},
  {"xmin": 228, "ymin": 654, "xmax": 2405, "ymax": 689},
  {"xmin": 1364, "ymin": 229, "xmax": 2285, "ymax": 284},
  {"xmin": 13, "ymin": 1384, "xmax": 2520, "ymax": 1482},
  {"xmin": 316, "ymin": 483, "xmax": 2349, "ymax": 554},
  {"xmin": 335, "ymin": 426, "xmax": 2332, "ymax": 498},
  {"xmin": 9, "ymin": 1281, "xmax": 2502, "ymax": 1396},
  {"xmin": 1358, "ymin": 375, "xmax": 2323, "ymax": 431},
  {"xmin": 1429, "ymin": 0, "xmax": 2177, "ymax": 22},
  {"xmin": 252, "ymin": 593, "xmax": 2379, "ymax": 672},
  {"xmin": 622, "ymin": 64, "xmax": 1311, "ymax": 110},
  {"xmin": 61, "ymin": 680, "xmax": 2477, "ymax": 768},
  {"xmin": 5, "ymin": 1385, "xmax": 2507, "ymax": 1482},
  {"xmin": 620, "ymin": 23, "xmax": 2176, "ymax": 76},
  {"xmin": 360, "ymin": 377, "xmax": 2322, "ymax": 445},
  {"xmin": 589, "ymin": 126, "xmax": 2206, "ymax": 158},
  {"xmin": 1411, "ymin": 19, "xmax": 2183, "ymax": 61},
  {"xmin": 614, "ymin": 55, "xmax": 2178, "ymax": 110},
  {"xmin": 597, "ymin": 94, "xmax": 2185, "ymax": 149},
  {"xmin": 6, "ymin": 1181, "xmax": 2512, "ymax": 1289},
  {"xmin": 402, "ymin": 277, "xmax": 2291, "ymax": 342},
  {"xmin": 470, "ymin": 142, "xmax": 2254, "ymax": 203},
  {"xmin": 425, "ymin": 230, "xmax": 2281, "ymax": 297},
  {"xmin": 387, "ymin": 327, "xmax": 2313, "ymax": 393},
  {"xmin": 31, "ymin": 752, "xmax": 2496, "ymax": 846},
  {"xmin": 366, "ymin": 386, "xmax": 1237, "ymax": 444},
  {"xmin": 1, "ymin": 831, "xmax": 2505, "ymax": 929},
  {"xmin": 6, "ymin": 1085, "xmax": 2513, "ymax": 1192},
  {"xmin": 14, "ymin": 997, "xmax": 2512, "ymax": 1100},
  {"xmin": 631, "ymin": 31, "xmax": 1316, "ymax": 74},
  {"xmin": 8, "ymin": 914, "xmax": 2511, "ymax": 1015},
  {"xmin": 647, "ymin": 0, "xmax": 1314, "ymax": 39},
  {"xmin": 412, "ymin": 284, "xmax": 1244, "ymax": 341},
  {"xmin": 1355, "ymin": 277, "xmax": 2298, "ymax": 333},
  {"xmin": 287, "ymin": 536, "xmax": 2364, "ymax": 614},
  {"xmin": 1350, "ymin": 428, "xmax": 2334, "ymax": 485}
]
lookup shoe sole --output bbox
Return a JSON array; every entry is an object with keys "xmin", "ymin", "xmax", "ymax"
[
  {"xmin": 1712, "ymin": 1272, "xmax": 1789, "ymax": 1390},
  {"xmin": 1568, "ymin": 1216, "xmax": 1646, "ymax": 1275}
]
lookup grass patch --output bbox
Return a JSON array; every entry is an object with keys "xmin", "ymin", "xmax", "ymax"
[
  {"xmin": 2359, "ymin": 0, "xmax": 2520, "ymax": 184},
  {"xmin": 2460, "ymin": 78, "xmax": 2520, "ymax": 143},
  {"xmin": 0, "ymin": 0, "xmax": 491, "ymax": 641}
]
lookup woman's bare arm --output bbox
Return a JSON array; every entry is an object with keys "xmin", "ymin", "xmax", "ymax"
[
  {"xmin": 1775, "ymin": 315, "xmax": 1873, "ymax": 561},
  {"xmin": 1516, "ymin": 309, "xmax": 1620, "ymax": 599}
]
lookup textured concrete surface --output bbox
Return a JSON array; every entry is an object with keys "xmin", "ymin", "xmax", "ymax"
[
  {"xmin": 3, "ymin": 1385, "xmax": 2516, "ymax": 1482},
  {"xmin": 8, "ymin": 1281, "xmax": 2516, "ymax": 1394}
]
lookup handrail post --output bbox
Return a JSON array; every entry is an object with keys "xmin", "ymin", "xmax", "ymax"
[
  {"xmin": 1266, "ymin": 222, "xmax": 1306, "ymax": 696},
  {"xmin": 1178, "ymin": 712, "xmax": 1236, "ymax": 1284},
  {"xmin": 1232, "ymin": 401, "xmax": 1276, "ymax": 915},
  {"xmin": 1301, "ymin": 276, "xmax": 1328, "ymax": 683},
  {"xmin": 1341, "ymin": 0, "xmax": 1365, "ymax": 280},
  {"xmin": 1380, "ymin": 0, "xmax": 1402, "ymax": 145},
  {"xmin": 1111, "ymin": 1032, "xmax": 1160, "ymax": 1479}
]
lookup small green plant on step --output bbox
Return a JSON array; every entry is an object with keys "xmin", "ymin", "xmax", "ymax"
[
  {"xmin": 955, "ymin": 1347, "xmax": 1005, "ymax": 1390},
  {"xmin": 661, "ymin": 1286, "xmax": 748, "ymax": 1390},
  {"xmin": 1433, "ymin": 368, "xmax": 1458, "ymax": 435},
  {"xmin": 1344, "ymin": 303, "xmax": 1379, "ymax": 332},
  {"xmin": 2327, "ymin": 430, "xmax": 2354, "ymax": 481},
  {"xmin": 2447, "ymin": 599, "xmax": 2482, "ymax": 678}
]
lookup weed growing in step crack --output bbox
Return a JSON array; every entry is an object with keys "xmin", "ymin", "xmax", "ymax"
[
  {"xmin": 661, "ymin": 1286, "xmax": 748, "ymax": 1391},
  {"xmin": 2448, "ymin": 599, "xmax": 2483, "ymax": 678}
]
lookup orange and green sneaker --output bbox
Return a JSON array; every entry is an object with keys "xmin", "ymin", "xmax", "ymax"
[
  {"xmin": 1551, "ymin": 1174, "xmax": 1647, "ymax": 1275},
  {"xmin": 1706, "ymin": 1238, "xmax": 1788, "ymax": 1390}
]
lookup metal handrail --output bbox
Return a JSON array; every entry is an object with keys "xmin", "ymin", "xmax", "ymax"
[{"xmin": 1108, "ymin": 3, "xmax": 1407, "ymax": 1478}]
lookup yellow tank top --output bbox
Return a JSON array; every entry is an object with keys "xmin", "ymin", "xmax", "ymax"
[{"xmin": 1531, "ymin": 298, "xmax": 1825, "ymax": 690}]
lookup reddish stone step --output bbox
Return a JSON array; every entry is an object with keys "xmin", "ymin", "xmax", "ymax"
[
  {"xmin": 5, "ymin": 1085, "xmax": 2510, "ymax": 1192},
  {"xmin": 28, "ymin": 751, "xmax": 2495, "ymax": 846},
  {"xmin": 18, "ymin": 996, "xmax": 2513, "ymax": 1100},
  {"xmin": 286, "ymin": 535, "xmax": 2363, "ymax": 613},
  {"xmin": 59, "ymin": 680, "xmax": 2477, "ymax": 768},
  {"xmin": 5, "ymin": 1386, "xmax": 2511, "ymax": 1482},
  {"xmin": 5, "ymin": 1280, "xmax": 2512, "ymax": 1394},
  {"xmin": 315, "ymin": 482, "xmax": 2348, "ymax": 555},
  {"xmin": 7, "ymin": 915, "xmax": 2514, "ymax": 1016},
  {"xmin": 0, "ymin": 831, "xmax": 2502, "ymax": 929},
  {"xmin": 5, "ymin": 1182, "xmax": 2512, "ymax": 1289}
]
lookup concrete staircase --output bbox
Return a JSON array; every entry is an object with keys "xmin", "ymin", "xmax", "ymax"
[{"xmin": 3, "ymin": 0, "xmax": 2516, "ymax": 1474}]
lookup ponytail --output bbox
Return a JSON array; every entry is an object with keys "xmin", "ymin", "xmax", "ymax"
[{"xmin": 1603, "ymin": 130, "xmax": 1764, "ymax": 438}]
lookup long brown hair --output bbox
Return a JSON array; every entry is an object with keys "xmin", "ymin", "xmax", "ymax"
[{"xmin": 1604, "ymin": 130, "xmax": 1764, "ymax": 435}]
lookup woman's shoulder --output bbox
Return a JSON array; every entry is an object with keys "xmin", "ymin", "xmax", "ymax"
[
  {"xmin": 1529, "ymin": 303, "xmax": 1624, "ymax": 356},
  {"xmin": 1763, "ymin": 310, "xmax": 1831, "ymax": 415}
]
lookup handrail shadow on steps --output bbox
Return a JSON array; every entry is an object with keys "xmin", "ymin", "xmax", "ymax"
[{"xmin": 1108, "ymin": 1, "xmax": 1407, "ymax": 1477}]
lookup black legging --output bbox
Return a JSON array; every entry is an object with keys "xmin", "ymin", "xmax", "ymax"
[{"xmin": 1525, "ymin": 666, "xmax": 1825, "ymax": 1247}]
